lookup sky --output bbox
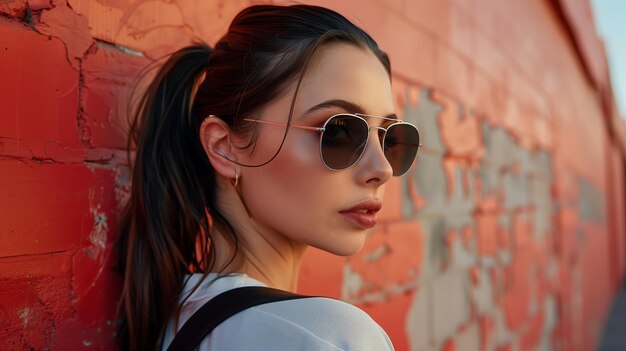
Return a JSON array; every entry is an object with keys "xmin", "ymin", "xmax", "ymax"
[{"xmin": 591, "ymin": 0, "xmax": 626, "ymax": 119}]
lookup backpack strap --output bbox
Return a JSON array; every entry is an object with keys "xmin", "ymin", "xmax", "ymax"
[{"xmin": 166, "ymin": 286, "xmax": 314, "ymax": 351}]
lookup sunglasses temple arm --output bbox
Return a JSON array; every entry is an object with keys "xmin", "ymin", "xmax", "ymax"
[{"xmin": 243, "ymin": 118, "xmax": 323, "ymax": 132}]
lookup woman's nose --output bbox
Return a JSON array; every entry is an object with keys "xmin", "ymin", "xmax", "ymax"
[{"xmin": 355, "ymin": 128, "xmax": 393, "ymax": 185}]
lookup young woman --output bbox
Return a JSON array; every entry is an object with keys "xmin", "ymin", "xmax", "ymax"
[{"xmin": 117, "ymin": 4, "xmax": 420, "ymax": 350}]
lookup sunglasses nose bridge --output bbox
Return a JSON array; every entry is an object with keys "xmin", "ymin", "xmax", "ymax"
[
  {"xmin": 367, "ymin": 126, "xmax": 387, "ymax": 145},
  {"xmin": 362, "ymin": 125, "xmax": 390, "ymax": 157}
]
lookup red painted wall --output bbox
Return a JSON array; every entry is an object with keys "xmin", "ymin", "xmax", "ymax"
[{"xmin": 1, "ymin": 0, "xmax": 625, "ymax": 350}]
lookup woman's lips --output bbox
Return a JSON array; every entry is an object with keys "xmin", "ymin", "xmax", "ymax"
[
  {"xmin": 339, "ymin": 199, "xmax": 382, "ymax": 229},
  {"xmin": 339, "ymin": 211, "xmax": 378, "ymax": 229}
]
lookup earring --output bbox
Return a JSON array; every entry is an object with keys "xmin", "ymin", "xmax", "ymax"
[{"xmin": 230, "ymin": 170, "xmax": 240, "ymax": 187}]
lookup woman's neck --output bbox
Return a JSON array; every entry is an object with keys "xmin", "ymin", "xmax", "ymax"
[
  {"xmin": 208, "ymin": 222, "xmax": 308, "ymax": 292},
  {"xmin": 209, "ymin": 180, "xmax": 308, "ymax": 292},
  {"xmin": 239, "ymin": 243, "xmax": 306, "ymax": 291}
]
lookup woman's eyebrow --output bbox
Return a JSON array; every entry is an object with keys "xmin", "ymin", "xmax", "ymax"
[
  {"xmin": 304, "ymin": 99, "xmax": 397, "ymax": 119},
  {"xmin": 304, "ymin": 99, "xmax": 365, "ymax": 115}
]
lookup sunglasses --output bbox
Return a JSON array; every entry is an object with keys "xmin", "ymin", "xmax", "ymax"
[{"xmin": 243, "ymin": 113, "xmax": 420, "ymax": 176}]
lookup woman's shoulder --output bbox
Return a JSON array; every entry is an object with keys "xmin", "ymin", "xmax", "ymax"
[
  {"xmin": 255, "ymin": 296, "xmax": 379, "ymax": 331},
  {"xmin": 170, "ymin": 274, "xmax": 394, "ymax": 350},
  {"xmin": 210, "ymin": 296, "xmax": 394, "ymax": 350}
]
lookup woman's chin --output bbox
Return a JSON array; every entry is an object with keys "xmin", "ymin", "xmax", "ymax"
[{"xmin": 324, "ymin": 235, "xmax": 367, "ymax": 257}]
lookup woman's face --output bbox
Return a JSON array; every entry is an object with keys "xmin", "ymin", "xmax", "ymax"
[{"xmin": 237, "ymin": 43, "xmax": 395, "ymax": 256}]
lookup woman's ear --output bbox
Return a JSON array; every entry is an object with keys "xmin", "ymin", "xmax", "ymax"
[{"xmin": 199, "ymin": 116, "xmax": 238, "ymax": 179}]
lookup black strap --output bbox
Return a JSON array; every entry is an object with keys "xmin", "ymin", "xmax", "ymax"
[{"xmin": 166, "ymin": 286, "xmax": 313, "ymax": 351}]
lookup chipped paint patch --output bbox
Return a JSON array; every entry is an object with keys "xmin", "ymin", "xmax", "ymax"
[
  {"xmin": 35, "ymin": 4, "xmax": 94, "ymax": 70},
  {"xmin": 89, "ymin": 212, "xmax": 108, "ymax": 250},
  {"xmin": 114, "ymin": 166, "xmax": 131, "ymax": 210},
  {"xmin": 87, "ymin": 188, "xmax": 108, "ymax": 260},
  {"xmin": 363, "ymin": 244, "xmax": 389, "ymax": 262},
  {"xmin": 342, "ymin": 264, "xmax": 364, "ymax": 300},
  {"xmin": 17, "ymin": 307, "xmax": 30, "ymax": 328}
]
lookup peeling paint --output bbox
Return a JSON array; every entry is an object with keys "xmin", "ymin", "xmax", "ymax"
[
  {"xmin": 0, "ymin": 0, "xmax": 28, "ymax": 19},
  {"xmin": 114, "ymin": 166, "xmax": 131, "ymax": 210},
  {"xmin": 95, "ymin": 38, "xmax": 144, "ymax": 57},
  {"xmin": 2, "ymin": 0, "xmax": 625, "ymax": 349},
  {"xmin": 341, "ymin": 264, "xmax": 364, "ymax": 301},
  {"xmin": 86, "ymin": 188, "xmax": 108, "ymax": 260},
  {"xmin": 17, "ymin": 307, "xmax": 30, "ymax": 328},
  {"xmin": 35, "ymin": 3, "xmax": 94, "ymax": 70},
  {"xmin": 89, "ymin": 212, "xmax": 108, "ymax": 250},
  {"xmin": 363, "ymin": 244, "xmax": 388, "ymax": 262}
]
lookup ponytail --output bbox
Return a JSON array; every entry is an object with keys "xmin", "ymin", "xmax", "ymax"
[
  {"xmin": 117, "ymin": 43, "xmax": 233, "ymax": 350},
  {"xmin": 116, "ymin": 5, "xmax": 392, "ymax": 350}
]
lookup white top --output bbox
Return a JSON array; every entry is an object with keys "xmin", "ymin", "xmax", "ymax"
[{"xmin": 161, "ymin": 273, "xmax": 395, "ymax": 351}]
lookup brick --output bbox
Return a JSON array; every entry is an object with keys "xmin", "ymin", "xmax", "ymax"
[
  {"xmin": 406, "ymin": 0, "xmax": 453, "ymax": 39},
  {"xmin": 382, "ymin": 13, "xmax": 437, "ymax": 86},
  {"xmin": 0, "ymin": 252, "xmax": 74, "ymax": 349},
  {"xmin": 480, "ymin": 315, "xmax": 495, "ymax": 351},
  {"xmin": 489, "ymin": 308, "xmax": 515, "ymax": 349},
  {"xmin": 441, "ymin": 338, "xmax": 456, "ymax": 351},
  {"xmin": 0, "ymin": 0, "xmax": 27, "ymax": 18},
  {"xmin": 359, "ymin": 292, "xmax": 413, "ymax": 351},
  {"xmin": 482, "ymin": 125, "xmax": 519, "ymax": 174},
  {"xmin": 378, "ymin": 177, "xmax": 403, "ymax": 221},
  {"xmin": 502, "ymin": 249, "xmax": 532, "ymax": 330},
  {"xmin": 440, "ymin": 160, "xmax": 476, "ymax": 225},
  {"xmin": 520, "ymin": 309, "xmax": 544, "ymax": 350},
  {"xmin": 470, "ymin": 267, "xmax": 494, "ymax": 316},
  {"xmin": 289, "ymin": 0, "xmax": 439, "ymax": 86},
  {"xmin": 298, "ymin": 248, "xmax": 346, "ymax": 298},
  {"xmin": 432, "ymin": 269, "xmax": 471, "ymax": 343},
  {"xmin": 541, "ymin": 296, "xmax": 559, "ymax": 344},
  {"xmin": 69, "ymin": 0, "xmax": 252, "ymax": 57},
  {"xmin": 377, "ymin": 0, "xmax": 405, "ymax": 13},
  {"xmin": 456, "ymin": 321, "xmax": 480, "ymax": 351},
  {"xmin": 474, "ymin": 30, "xmax": 507, "ymax": 84},
  {"xmin": 81, "ymin": 42, "xmax": 148, "ymax": 149},
  {"xmin": 448, "ymin": 228, "xmax": 477, "ymax": 272},
  {"xmin": 503, "ymin": 171, "xmax": 529, "ymax": 210},
  {"xmin": 0, "ymin": 20, "xmax": 82, "ymax": 149},
  {"xmin": 347, "ymin": 221, "xmax": 423, "ymax": 295},
  {"xmin": 469, "ymin": 72, "xmax": 502, "ymax": 125},
  {"xmin": 403, "ymin": 87, "xmax": 445, "ymax": 155},
  {"xmin": 71, "ymin": 243, "xmax": 122, "ymax": 328},
  {"xmin": 409, "ymin": 152, "xmax": 447, "ymax": 218},
  {"xmin": 403, "ymin": 167, "xmax": 427, "ymax": 216},
  {"xmin": 533, "ymin": 115, "xmax": 554, "ymax": 150},
  {"xmin": 475, "ymin": 212, "xmax": 499, "ymax": 256},
  {"xmin": 444, "ymin": 158, "xmax": 475, "ymax": 199},
  {"xmin": 577, "ymin": 177, "xmax": 606, "ymax": 223},
  {"xmin": 500, "ymin": 94, "xmax": 526, "ymax": 142},
  {"xmin": 555, "ymin": 207, "xmax": 578, "ymax": 258},
  {"xmin": 553, "ymin": 165, "xmax": 579, "ymax": 203},
  {"xmin": 531, "ymin": 177, "xmax": 553, "ymax": 241},
  {"xmin": 0, "ymin": 250, "xmax": 120, "ymax": 349},
  {"xmin": 433, "ymin": 43, "xmax": 473, "ymax": 106},
  {"xmin": 416, "ymin": 217, "xmax": 448, "ymax": 279},
  {"xmin": 0, "ymin": 160, "xmax": 118, "ymax": 257},
  {"xmin": 406, "ymin": 285, "xmax": 433, "ymax": 350},
  {"xmin": 434, "ymin": 92, "xmax": 483, "ymax": 159},
  {"xmin": 34, "ymin": 4, "xmax": 93, "ymax": 70},
  {"xmin": 447, "ymin": 2, "xmax": 475, "ymax": 61}
]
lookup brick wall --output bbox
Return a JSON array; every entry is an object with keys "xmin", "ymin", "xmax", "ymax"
[{"xmin": 1, "ymin": 0, "xmax": 625, "ymax": 350}]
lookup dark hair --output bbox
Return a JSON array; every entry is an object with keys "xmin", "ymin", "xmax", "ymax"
[{"xmin": 116, "ymin": 4, "xmax": 390, "ymax": 350}]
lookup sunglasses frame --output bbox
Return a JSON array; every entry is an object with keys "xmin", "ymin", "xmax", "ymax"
[{"xmin": 243, "ymin": 113, "xmax": 420, "ymax": 175}]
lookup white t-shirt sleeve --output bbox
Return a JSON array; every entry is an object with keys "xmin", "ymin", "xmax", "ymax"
[{"xmin": 198, "ymin": 297, "xmax": 394, "ymax": 351}]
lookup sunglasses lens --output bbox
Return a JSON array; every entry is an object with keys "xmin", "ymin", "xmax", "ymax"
[
  {"xmin": 321, "ymin": 115, "xmax": 369, "ymax": 170},
  {"xmin": 384, "ymin": 124, "xmax": 420, "ymax": 176}
]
